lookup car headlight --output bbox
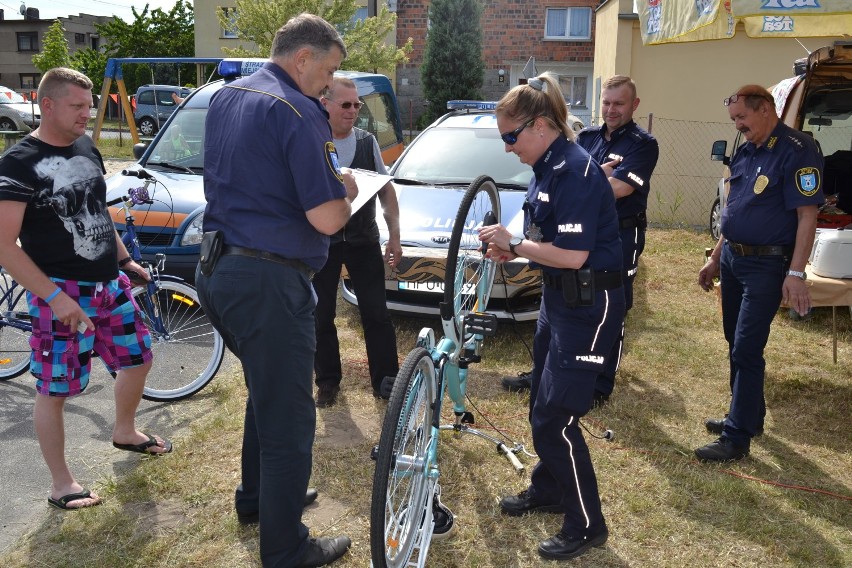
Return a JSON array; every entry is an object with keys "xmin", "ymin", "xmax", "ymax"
[{"xmin": 180, "ymin": 212, "xmax": 204, "ymax": 246}]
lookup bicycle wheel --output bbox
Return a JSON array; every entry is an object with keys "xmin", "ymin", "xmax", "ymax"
[
  {"xmin": 371, "ymin": 347, "xmax": 438, "ymax": 568},
  {"xmin": 132, "ymin": 277, "xmax": 225, "ymax": 402},
  {"xmin": 0, "ymin": 272, "xmax": 31, "ymax": 380},
  {"xmin": 443, "ymin": 175, "xmax": 500, "ymax": 340}
]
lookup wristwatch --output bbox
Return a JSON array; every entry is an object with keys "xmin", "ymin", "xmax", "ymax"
[
  {"xmin": 787, "ymin": 269, "xmax": 807, "ymax": 280},
  {"xmin": 509, "ymin": 237, "xmax": 524, "ymax": 255}
]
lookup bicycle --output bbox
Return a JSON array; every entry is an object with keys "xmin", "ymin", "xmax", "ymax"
[
  {"xmin": 370, "ymin": 176, "xmax": 526, "ymax": 568},
  {"xmin": 0, "ymin": 169, "xmax": 225, "ymax": 402}
]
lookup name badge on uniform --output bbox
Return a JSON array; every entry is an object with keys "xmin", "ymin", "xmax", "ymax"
[
  {"xmin": 753, "ymin": 175, "xmax": 769, "ymax": 194},
  {"xmin": 527, "ymin": 224, "xmax": 543, "ymax": 242}
]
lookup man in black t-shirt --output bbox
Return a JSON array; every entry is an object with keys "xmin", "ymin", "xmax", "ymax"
[{"xmin": 0, "ymin": 68, "xmax": 172, "ymax": 512}]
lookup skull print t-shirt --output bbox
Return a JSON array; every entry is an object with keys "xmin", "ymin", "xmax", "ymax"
[{"xmin": 0, "ymin": 135, "xmax": 118, "ymax": 281}]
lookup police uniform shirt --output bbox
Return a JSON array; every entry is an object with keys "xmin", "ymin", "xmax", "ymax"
[
  {"xmin": 525, "ymin": 136, "xmax": 622, "ymax": 276},
  {"xmin": 576, "ymin": 121, "xmax": 659, "ymax": 218},
  {"xmin": 722, "ymin": 121, "xmax": 824, "ymax": 246},
  {"xmin": 203, "ymin": 62, "xmax": 346, "ymax": 272}
]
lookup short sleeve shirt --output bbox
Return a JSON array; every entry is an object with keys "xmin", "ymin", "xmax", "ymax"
[
  {"xmin": 576, "ymin": 121, "xmax": 659, "ymax": 218},
  {"xmin": 722, "ymin": 121, "xmax": 824, "ymax": 246},
  {"xmin": 202, "ymin": 62, "xmax": 346, "ymax": 271},
  {"xmin": 525, "ymin": 137, "xmax": 622, "ymax": 276},
  {"xmin": 0, "ymin": 135, "xmax": 118, "ymax": 281}
]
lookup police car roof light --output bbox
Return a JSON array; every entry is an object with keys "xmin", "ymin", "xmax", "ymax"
[
  {"xmin": 446, "ymin": 100, "xmax": 498, "ymax": 111},
  {"xmin": 217, "ymin": 58, "xmax": 267, "ymax": 79}
]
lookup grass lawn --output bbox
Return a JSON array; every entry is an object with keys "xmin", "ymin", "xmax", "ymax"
[{"xmin": 2, "ymin": 228, "xmax": 849, "ymax": 567}]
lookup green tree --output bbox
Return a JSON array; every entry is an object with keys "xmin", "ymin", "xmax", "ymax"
[
  {"xmin": 218, "ymin": 0, "xmax": 411, "ymax": 74},
  {"xmin": 70, "ymin": 48, "xmax": 108, "ymax": 93},
  {"xmin": 420, "ymin": 0, "xmax": 485, "ymax": 125},
  {"xmin": 32, "ymin": 19, "xmax": 71, "ymax": 72},
  {"xmin": 96, "ymin": 1, "xmax": 196, "ymax": 93}
]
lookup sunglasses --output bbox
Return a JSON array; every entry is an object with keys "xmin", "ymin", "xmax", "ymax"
[
  {"xmin": 723, "ymin": 93, "xmax": 773, "ymax": 107},
  {"xmin": 500, "ymin": 119, "xmax": 536, "ymax": 145},
  {"xmin": 327, "ymin": 99, "xmax": 363, "ymax": 110}
]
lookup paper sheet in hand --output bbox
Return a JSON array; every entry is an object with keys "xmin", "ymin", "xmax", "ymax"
[{"xmin": 347, "ymin": 168, "xmax": 392, "ymax": 214}]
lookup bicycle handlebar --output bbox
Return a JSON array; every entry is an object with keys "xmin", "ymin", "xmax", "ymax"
[
  {"xmin": 497, "ymin": 441, "xmax": 524, "ymax": 472},
  {"xmin": 121, "ymin": 168, "xmax": 154, "ymax": 179}
]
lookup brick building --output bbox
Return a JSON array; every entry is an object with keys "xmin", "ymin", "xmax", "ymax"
[{"xmin": 395, "ymin": 0, "xmax": 599, "ymax": 128}]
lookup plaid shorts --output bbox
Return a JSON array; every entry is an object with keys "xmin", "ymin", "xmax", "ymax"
[{"xmin": 26, "ymin": 273, "xmax": 153, "ymax": 396}]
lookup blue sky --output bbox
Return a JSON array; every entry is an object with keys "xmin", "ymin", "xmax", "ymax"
[{"xmin": 0, "ymin": 0, "xmax": 183, "ymax": 22}]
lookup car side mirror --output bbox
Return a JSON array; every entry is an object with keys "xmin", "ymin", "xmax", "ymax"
[
  {"xmin": 133, "ymin": 142, "xmax": 149, "ymax": 160},
  {"xmin": 710, "ymin": 140, "xmax": 729, "ymax": 165}
]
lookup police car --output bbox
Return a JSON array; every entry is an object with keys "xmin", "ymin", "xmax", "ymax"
[
  {"xmin": 106, "ymin": 59, "xmax": 404, "ymax": 283},
  {"xmin": 340, "ymin": 100, "xmax": 552, "ymax": 321}
]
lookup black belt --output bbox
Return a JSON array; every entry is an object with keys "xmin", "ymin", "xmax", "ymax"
[
  {"xmin": 221, "ymin": 245, "xmax": 315, "ymax": 280},
  {"xmin": 542, "ymin": 270, "xmax": 623, "ymax": 290},
  {"xmin": 619, "ymin": 213, "xmax": 647, "ymax": 230},
  {"xmin": 725, "ymin": 241, "xmax": 793, "ymax": 257}
]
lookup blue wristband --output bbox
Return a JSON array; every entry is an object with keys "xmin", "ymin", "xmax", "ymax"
[{"xmin": 44, "ymin": 287, "xmax": 62, "ymax": 303}]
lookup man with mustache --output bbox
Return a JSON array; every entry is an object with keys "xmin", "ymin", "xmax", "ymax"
[{"xmin": 696, "ymin": 84, "xmax": 823, "ymax": 461}]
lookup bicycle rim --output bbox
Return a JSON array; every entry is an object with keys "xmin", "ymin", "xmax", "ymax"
[
  {"xmin": 0, "ymin": 272, "xmax": 31, "ymax": 380},
  {"xmin": 370, "ymin": 347, "xmax": 437, "ymax": 568},
  {"xmin": 443, "ymin": 176, "xmax": 500, "ymax": 342},
  {"xmin": 132, "ymin": 279, "xmax": 224, "ymax": 401}
]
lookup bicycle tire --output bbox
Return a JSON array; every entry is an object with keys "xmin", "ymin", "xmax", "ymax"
[
  {"xmin": 370, "ymin": 347, "xmax": 438, "ymax": 568},
  {"xmin": 132, "ymin": 277, "xmax": 225, "ymax": 402},
  {"xmin": 0, "ymin": 271, "xmax": 31, "ymax": 380},
  {"xmin": 443, "ymin": 175, "xmax": 500, "ymax": 341}
]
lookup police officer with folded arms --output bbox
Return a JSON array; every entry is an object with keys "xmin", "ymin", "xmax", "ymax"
[
  {"xmin": 696, "ymin": 84, "xmax": 823, "ymax": 462},
  {"xmin": 479, "ymin": 73, "xmax": 625, "ymax": 561}
]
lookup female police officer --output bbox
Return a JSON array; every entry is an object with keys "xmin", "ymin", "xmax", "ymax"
[{"xmin": 479, "ymin": 74, "xmax": 625, "ymax": 561}]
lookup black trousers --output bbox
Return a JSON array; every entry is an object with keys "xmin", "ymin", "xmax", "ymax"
[
  {"xmin": 196, "ymin": 256, "xmax": 316, "ymax": 567},
  {"xmin": 595, "ymin": 224, "xmax": 645, "ymax": 396},
  {"xmin": 313, "ymin": 240, "xmax": 398, "ymax": 392}
]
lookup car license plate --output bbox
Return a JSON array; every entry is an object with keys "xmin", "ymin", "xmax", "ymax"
[
  {"xmin": 398, "ymin": 281, "xmax": 475, "ymax": 294},
  {"xmin": 398, "ymin": 281, "xmax": 445, "ymax": 294}
]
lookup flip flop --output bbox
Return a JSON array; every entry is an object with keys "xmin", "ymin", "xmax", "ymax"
[
  {"xmin": 112, "ymin": 433, "xmax": 173, "ymax": 455},
  {"xmin": 48, "ymin": 489, "xmax": 102, "ymax": 510}
]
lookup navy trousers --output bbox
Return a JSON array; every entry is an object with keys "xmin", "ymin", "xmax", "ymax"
[
  {"xmin": 197, "ymin": 255, "xmax": 316, "ymax": 567},
  {"xmin": 528, "ymin": 285, "xmax": 625, "ymax": 537},
  {"xmin": 595, "ymin": 225, "xmax": 644, "ymax": 396},
  {"xmin": 313, "ymin": 241, "xmax": 398, "ymax": 392},
  {"xmin": 719, "ymin": 243, "xmax": 787, "ymax": 446}
]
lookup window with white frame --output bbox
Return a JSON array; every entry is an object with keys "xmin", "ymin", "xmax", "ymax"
[
  {"xmin": 545, "ymin": 7, "xmax": 592, "ymax": 41},
  {"xmin": 221, "ymin": 7, "xmax": 239, "ymax": 39},
  {"xmin": 352, "ymin": 7, "xmax": 368, "ymax": 24},
  {"xmin": 558, "ymin": 75, "xmax": 588, "ymax": 108}
]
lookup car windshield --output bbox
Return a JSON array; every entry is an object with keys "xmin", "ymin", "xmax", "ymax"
[
  {"xmin": 145, "ymin": 107, "xmax": 206, "ymax": 171},
  {"xmin": 392, "ymin": 126, "xmax": 533, "ymax": 187}
]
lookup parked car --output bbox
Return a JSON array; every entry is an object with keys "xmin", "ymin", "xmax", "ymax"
[
  {"xmin": 709, "ymin": 40, "xmax": 852, "ymax": 239},
  {"xmin": 106, "ymin": 59, "xmax": 404, "ymax": 283},
  {"xmin": 133, "ymin": 85, "xmax": 193, "ymax": 136},
  {"xmin": 0, "ymin": 87, "xmax": 40, "ymax": 132},
  {"xmin": 340, "ymin": 100, "xmax": 543, "ymax": 321}
]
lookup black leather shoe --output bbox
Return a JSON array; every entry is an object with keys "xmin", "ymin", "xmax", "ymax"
[
  {"xmin": 694, "ymin": 437, "xmax": 749, "ymax": 462},
  {"xmin": 538, "ymin": 526, "xmax": 609, "ymax": 560},
  {"xmin": 499, "ymin": 489, "xmax": 564, "ymax": 517},
  {"xmin": 236, "ymin": 488, "xmax": 319, "ymax": 524},
  {"xmin": 296, "ymin": 535, "xmax": 351, "ymax": 568},
  {"xmin": 501, "ymin": 371, "xmax": 532, "ymax": 392},
  {"xmin": 316, "ymin": 385, "xmax": 340, "ymax": 408},
  {"xmin": 705, "ymin": 416, "xmax": 763, "ymax": 436}
]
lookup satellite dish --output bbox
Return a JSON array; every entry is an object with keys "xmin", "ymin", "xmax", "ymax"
[{"xmin": 19, "ymin": 4, "xmax": 26, "ymax": 15}]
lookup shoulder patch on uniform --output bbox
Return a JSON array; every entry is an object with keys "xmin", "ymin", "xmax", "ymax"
[
  {"xmin": 326, "ymin": 142, "xmax": 344, "ymax": 182},
  {"xmin": 629, "ymin": 130, "xmax": 643, "ymax": 141},
  {"xmin": 766, "ymin": 136, "xmax": 778, "ymax": 149},
  {"xmin": 796, "ymin": 167, "xmax": 820, "ymax": 196}
]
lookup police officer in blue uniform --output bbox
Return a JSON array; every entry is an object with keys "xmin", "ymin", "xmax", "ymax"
[
  {"xmin": 196, "ymin": 15, "xmax": 355, "ymax": 567},
  {"xmin": 576, "ymin": 75, "xmax": 659, "ymax": 404},
  {"xmin": 479, "ymin": 74, "xmax": 625, "ymax": 561},
  {"xmin": 697, "ymin": 85, "xmax": 823, "ymax": 462}
]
